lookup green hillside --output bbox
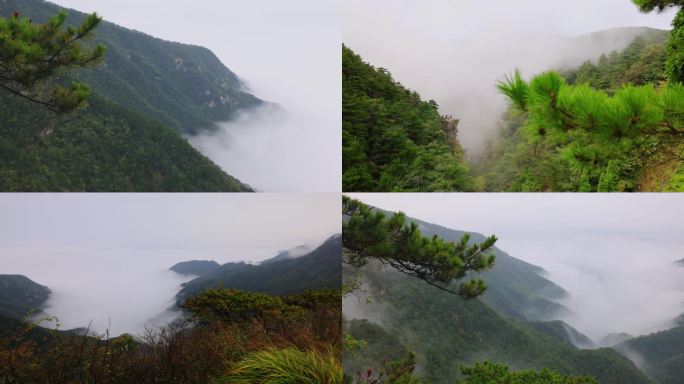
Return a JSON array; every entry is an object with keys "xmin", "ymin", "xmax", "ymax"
[
  {"xmin": 0, "ymin": 93, "xmax": 249, "ymax": 191},
  {"xmin": 0, "ymin": 275, "xmax": 51, "ymax": 319},
  {"xmin": 343, "ymin": 265, "xmax": 650, "ymax": 384},
  {"xmin": 342, "ymin": 45, "xmax": 475, "ymax": 191},
  {"xmin": 177, "ymin": 235, "xmax": 342, "ymax": 303},
  {"xmin": 618, "ymin": 326, "xmax": 684, "ymax": 384},
  {"xmin": 0, "ymin": 1, "xmax": 258, "ymax": 191}
]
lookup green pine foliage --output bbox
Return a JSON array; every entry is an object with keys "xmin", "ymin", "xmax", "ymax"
[
  {"xmin": 342, "ymin": 46, "xmax": 475, "ymax": 191},
  {"xmin": 476, "ymin": 30, "xmax": 684, "ymax": 191},
  {"xmin": 342, "ymin": 196, "xmax": 496, "ymax": 297},
  {"xmin": 0, "ymin": 10, "xmax": 105, "ymax": 112}
]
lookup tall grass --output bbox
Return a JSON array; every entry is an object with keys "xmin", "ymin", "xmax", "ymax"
[{"xmin": 220, "ymin": 347, "xmax": 342, "ymax": 384}]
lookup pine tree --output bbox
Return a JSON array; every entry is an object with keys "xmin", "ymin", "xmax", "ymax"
[
  {"xmin": 342, "ymin": 196, "xmax": 497, "ymax": 298},
  {"xmin": 632, "ymin": 0, "xmax": 684, "ymax": 82},
  {"xmin": 0, "ymin": 10, "xmax": 105, "ymax": 112}
]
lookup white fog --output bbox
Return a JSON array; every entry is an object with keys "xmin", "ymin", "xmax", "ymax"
[{"xmin": 0, "ymin": 194, "xmax": 340, "ymax": 336}]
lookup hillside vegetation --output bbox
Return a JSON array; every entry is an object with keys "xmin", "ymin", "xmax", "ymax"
[
  {"xmin": 0, "ymin": 275, "xmax": 50, "ymax": 319},
  {"xmin": 342, "ymin": 46, "xmax": 475, "ymax": 191},
  {"xmin": 0, "ymin": 288, "xmax": 342, "ymax": 384},
  {"xmin": 177, "ymin": 235, "xmax": 342, "ymax": 303},
  {"xmin": 618, "ymin": 325, "xmax": 684, "ymax": 384}
]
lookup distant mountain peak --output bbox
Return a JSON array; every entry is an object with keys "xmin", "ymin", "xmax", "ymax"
[
  {"xmin": 170, "ymin": 260, "xmax": 220, "ymax": 276},
  {"xmin": 0, "ymin": 274, "xmax": 51, "ymax": 319}
]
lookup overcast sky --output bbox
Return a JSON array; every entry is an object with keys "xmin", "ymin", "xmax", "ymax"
[
  {"xmin": 348, "ymin": 193, "xmax": 684, "ymax": 342},
  {"xmin": 345, "ymin": 0, "xmax": 677, "ymax": 154},
  {"xmin": 52, "ymin": 0, "xmax": 341, "ymax": 192},
  {"xmin": 0, "ymin": 193, "xmax": 340, "ymax": 335}
]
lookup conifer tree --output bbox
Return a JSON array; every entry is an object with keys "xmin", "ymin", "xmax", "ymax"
[
  {"xmin": 0, "ymin": 10, "xmax": 105, "ymax": 112},
  {"xmin": 632, "ymin": 0, "xmax": 684, "ymax": 82},
  {"xmin": 342, "ymin": 196, "xmax": 497, "ymax": 298}
]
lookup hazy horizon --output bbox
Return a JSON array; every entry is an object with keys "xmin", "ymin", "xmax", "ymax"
[
  {"xmin": 344, "ymin": 0, "xmax": 677, "ymax": 155},
  {"xmin": 347, "ymin": 193, "xmax": 684, "ymax": 343},
  {"xmin": 0, "ymin": 194, "xmax": 340, "ymax": 336},
  {"xmin": 52, "ymin": 0, "xmax": 341, "ymax": 192}
]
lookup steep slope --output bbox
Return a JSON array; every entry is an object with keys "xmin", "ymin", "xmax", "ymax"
[
  {"xmin": 170, "ymin": 260, "xmax": 221, "ymax": 276},
  {"xmin": 0, "ymin": 0, "xmax": 262, "ymax": 135},
  {"xmin": 344, "ymin": 262, "xmax": 651, "ymax": 384},
  {"xmin": 0, "ymin": 1, "xmax": 259, "ymax": 191},
  {"xmin": 342, "ymin": 45, "xmax": 474, "ymax": 192},
  {"xmin": 176, "ymin": 235, "xmax": 342, "ymax": 303},
  {"xmin": 399, "ymin": 213, "xmax": 569, "ymax": 321},
  {"xmin": 0, "ymin": 93, "xmax": 250, "ymax": 191},
  {"xmin": 0, "ymin": 275, "xmax": 50, "ymax": 319},
  {"xmin": 617, "ymin": 326, "xmax": 684, "ymax": 384}
]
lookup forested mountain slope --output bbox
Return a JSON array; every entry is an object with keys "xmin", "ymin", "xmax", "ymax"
[
  {"xmin": 618, "ymin": 326, "xmax": 684, "ymax": 384},
  {"xmin": 476, "ymin": 29, "xmax": 684, "ymax": 191},
  {"xmin": 0, "ymin": 0, "xmax": 262, "ymax": 135},
  {"xmin": 0, "ymin": 275, "xmax": 50, "ymax": 319},
  {"xmin": 0, "ymin": 93, "xmax": 250, "ymax": 191},
  {"xmin": 170, "ymin": 260, "xmax": 221, "ymax": 276},
  {"xmin": 343, "ymin": 264, "xmax": 650, "ymax": 384},
  {"xmin": 0, "ymin": 1, "xmax": 258, "ymax": 191},
  {"xmin": 342, "ymin": 46, "xmax": 474, "ymax": 191},
  {"xmin": 176, "ymin": 235, "xmax": 342, "ymax": 303}
]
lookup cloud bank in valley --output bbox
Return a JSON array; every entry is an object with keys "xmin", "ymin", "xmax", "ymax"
[
  {"xmin": 0, "ymin": 194, "xmax": 340, "ymax": 336},
  {"xmin": 54, "ymin": 0, "xmax": 341, "ymax": 192},
  {"xmin": 348, "ymin": 193, "xmax": 684, "ymax": 344},
  {"xmin": 344, "ymin": 0, "xmax": 675, "ymax": 155}
]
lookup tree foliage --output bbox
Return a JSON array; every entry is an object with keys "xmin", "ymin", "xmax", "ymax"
[
  {"xmin": 632, "ymin": 1, "xmax": 684, "ymax": 82},
  {"xmin": 342, "ymin": 45, "xmax": 475, "ymax": 191},
  {"xmin": 342, "ymin": 196, "xmax": 496, "ymax": 298},
  {"xmin": 455, "ymin": 362, "xmax": 597, "ymax": 384},
  {"xmin": 0, "ymin": 10, "xmax": 105, "ymax": 112}
]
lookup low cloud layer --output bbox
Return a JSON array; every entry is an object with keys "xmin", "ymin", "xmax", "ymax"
[
  {"xmin": 344, "ymin": 0, "xmax": 675, "ymax": 155},
  {"xmin": 0, "ymin": 194, "xmax": 340, "ymax": 335},
  {"xmin": 349, "ymin": 193, "xmax": 684, "ymax": 344}
]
